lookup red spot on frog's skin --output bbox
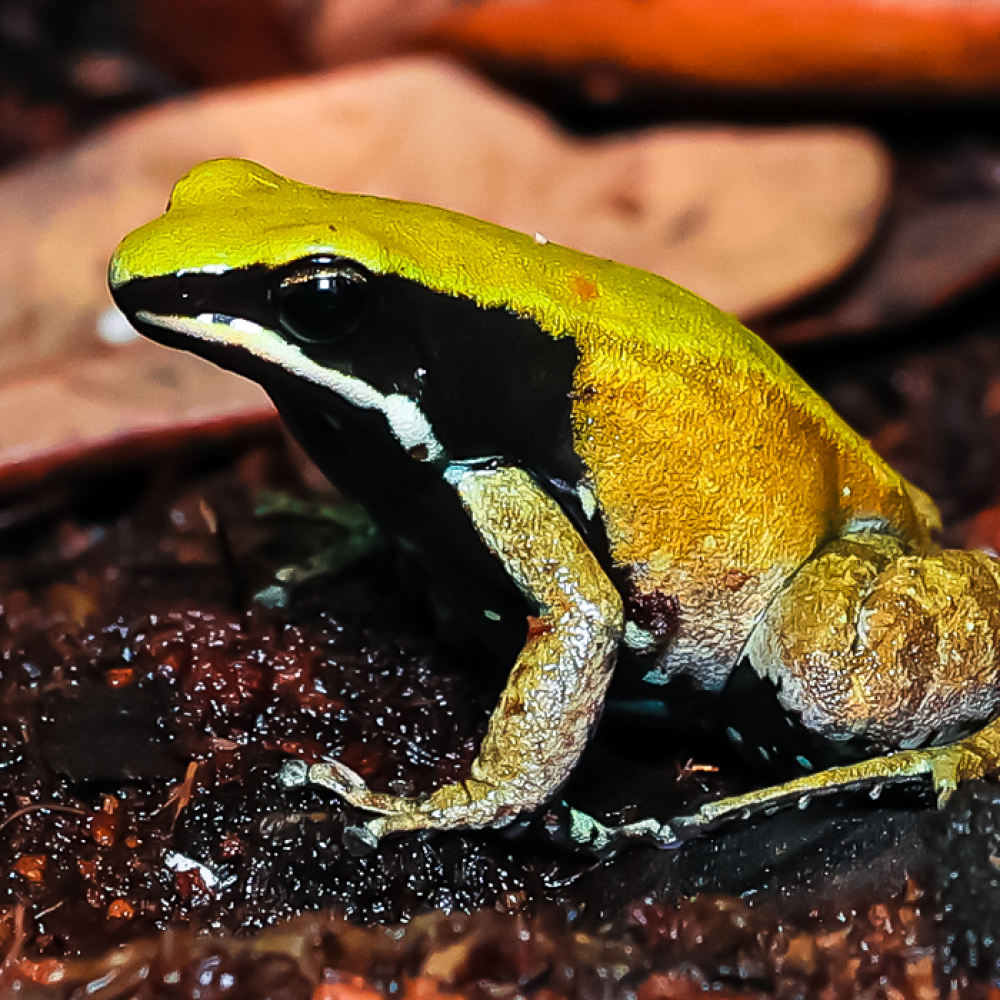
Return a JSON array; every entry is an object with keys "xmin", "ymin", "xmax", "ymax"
[
  {"xmin": 571, "ymin": 274, "xmax": 598, "ymax": 302},
  {"xmin": 723, "ymin": 568, "xmax": 752, "ymax": 592},
  {"xmin": 526, "ymin": 615, "xmax": 554, "ymax": 641}
]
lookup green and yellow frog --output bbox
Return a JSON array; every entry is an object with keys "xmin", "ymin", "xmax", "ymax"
[{"xmin": 109, "ymin": 158, "xmax": 1000, "ymax": 848}]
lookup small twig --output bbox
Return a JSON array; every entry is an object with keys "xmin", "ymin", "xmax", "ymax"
[
  {"xmin": 32, "ymin": 899, "xmax": 65, "ymax": 922},
  {"xmin": 0, "ymin": 904, "xmax": 25, "ymax": 985},
  {"xmin": 0, "ymin": 804, "xmax": 89, "ymax": 835},
  {"xmin": 156, "ymin": 760, "xmax": 200, "ymax": 829}
]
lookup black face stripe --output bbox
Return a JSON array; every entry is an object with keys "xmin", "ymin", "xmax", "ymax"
[
  {"xmin": 111, "ymin": 260, "xmax": 613, "ymax": 559},
  {"xmin": 114, "ymin": 261, "xmax": 580, "ymax": 466}
]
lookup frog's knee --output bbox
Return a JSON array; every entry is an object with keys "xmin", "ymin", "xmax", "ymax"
[{"xmin": 746, "ymin": 534, "xmax": 1000, "ymax": 752}]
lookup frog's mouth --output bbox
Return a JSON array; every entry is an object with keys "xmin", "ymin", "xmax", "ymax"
[{"xmin": 111, "ymin": 270, "xmax": 444, "ymax": 465}]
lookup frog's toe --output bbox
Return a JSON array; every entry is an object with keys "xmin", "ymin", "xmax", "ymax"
[
  {"xmin": 927, "ymin": 736, "xmax": 1000, "ymax": 806},
  {"xmin": 281, "ymin": 757, "xmax": 395, "ymax": 816},
  {"xmin": 927, "ymin": 746, "xmax": 966, "ymax": 806},
  {"xmin": 567, "ymin": 807, "xmax": 679, "ymax": 853},
  {"xmin": 307, "ymin": 759, "xmax": 386, "ymax": 810},
  {"xmin": 342, "ymin": 820, "xmax": 381, "ymax": 855},
  {"xmin": 304, "ymin": 760, "xmax": 427, "ymax": 824},
  {"xmin": 309, "ymin": 759, "xmax": 367, "ymax": 793}
]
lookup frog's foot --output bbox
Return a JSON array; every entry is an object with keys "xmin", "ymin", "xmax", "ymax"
[
  {"xmin": 280, "ymin": 757, "xmax": 426, "ymax": 828},
  {"xmin": 673, "ymin": 717, "xmax": 1000, "ymax": 835},
  {"xmin": 286, "ymin": 757, "xmax": 538, "ymax": 840},
  {"xmin": 566, "ymin": 807, "xmax": 680, "ymax": 854}
]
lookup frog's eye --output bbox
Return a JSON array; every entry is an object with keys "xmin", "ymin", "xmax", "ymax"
[{"xmin": 275, "ymin": 259, "xmax": 371, "ymax": 346}]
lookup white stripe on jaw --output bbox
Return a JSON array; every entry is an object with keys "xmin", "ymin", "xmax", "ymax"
[{"xmin": 137, "ymin": 310, "xmax": 444, "ymax": 462}]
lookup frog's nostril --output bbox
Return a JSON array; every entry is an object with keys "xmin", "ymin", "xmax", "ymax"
[{"xmin": 177, "ymin": 283, "xmax": 205, "ymax": 312}]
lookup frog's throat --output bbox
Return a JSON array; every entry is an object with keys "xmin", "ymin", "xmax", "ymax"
[{"xmin": 135, "ymin": 310, "xmax": 444, "ymax": 463}]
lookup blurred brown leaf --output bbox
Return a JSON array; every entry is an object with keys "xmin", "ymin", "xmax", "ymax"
[
  {"xmin": 759, "ymin": 144, "xmax": 1000, "ymax": 343},
  {"xmin": 295, "ymin": 0, "xmax": 462, "ymax": 68},
  {"xmin": 0, "ymin": 57, "xmax": 887, "ymax": 486}
]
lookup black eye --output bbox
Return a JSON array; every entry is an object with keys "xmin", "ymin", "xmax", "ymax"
[{"xmin": 275, "ymin": 259, "xmax": 371, "ymax": 346}]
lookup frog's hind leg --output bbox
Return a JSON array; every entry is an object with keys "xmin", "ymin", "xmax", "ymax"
[
  {"xmin": 673, "ymin": 722, "xmax": 1000, "ymax": 836},
  {"xmin": 675, "ymin": 532, "xmax": 1000, "ymax": 835}
]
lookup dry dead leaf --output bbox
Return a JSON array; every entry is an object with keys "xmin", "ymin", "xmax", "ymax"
[
  {"xmin": 759, "ymin": 143, "xmax": 1000, "ymax": 342},
  {"xmin": 294, "ymin": 0, "xmax": 461, "ymax": 68},
  {"xmin": 0, "ymin": 56, "xmax": 887, "ymax": 485}
]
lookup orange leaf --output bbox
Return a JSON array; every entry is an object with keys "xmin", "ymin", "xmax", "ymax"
[{"xmin": 430, "ymin": 0, "xmax": 1000, "ymax": 96}]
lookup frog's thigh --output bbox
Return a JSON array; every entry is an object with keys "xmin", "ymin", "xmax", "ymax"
[
  {"xmin": 310, "ymin": 464, "xmax": 623, "ymax": 836},
  {"xmin": 681, "ymin": 533, "xmax": 1000, "ymax": 831}
]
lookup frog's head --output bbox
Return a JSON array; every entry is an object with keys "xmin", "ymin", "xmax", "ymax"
[{"xmin": 110, "ymin": 158, "xmax": 583, "ymax": 488}]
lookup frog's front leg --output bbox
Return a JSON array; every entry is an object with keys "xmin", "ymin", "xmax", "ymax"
[
  {"xmin": 302, "ymin": 463, "xmax": 623, "ymax": 838},
  {"xmin": 677, "ymin": 530, "xmax": 1000, "ymax": 833}
]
